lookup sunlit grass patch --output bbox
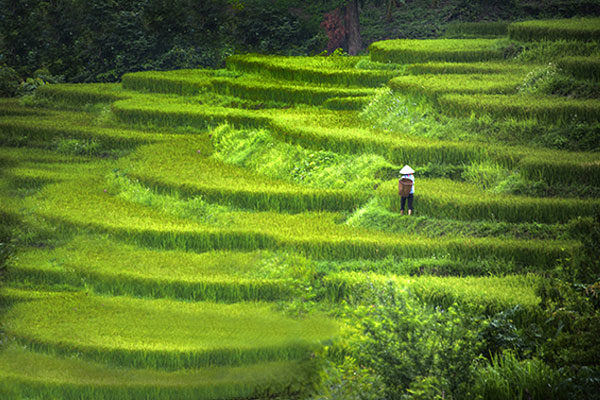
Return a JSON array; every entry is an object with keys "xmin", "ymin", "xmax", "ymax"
[
  {"xmin": 388, "ymin": 73, "xmax": 524, "ymax": 97},
  {"xmin": 324, "ymin": 272, "xmax": 540, "ymax": 314},
  {"xmin": 8, "ymin": 235, "xmax": 293, "ymax": 302},
  {"xmin": 111, "ymin": 96, "xmax": 272, "ymax": 129},
  {"xmin": 226, "ymin": 54, "xmax": 398, "ymax": 87},
  {"xmin": 0, "ymin": 344, "xmax": 315, "ymax": 400},
  {"xmin": 34, "ymin": 83, "xmax": 130, "ymax": 106},
  {"xmin": 0, "ymin": 113, "xmax": 159, "ymax": 154},
  {"xmin": 369, "ymin": 38, "xmax": 509, "ymax": 64},
  {"xmin": 121, "ymin": 139, "xmax": 367, "ymax": 212},
  {"xmin": 405, "ymin": 61, "xmax": 532, "ymax": 75},
  {"xmin": 509, "ymin": 17, "xmax": 600, "ymax": 41},
  {"xmin": 3, "ymin": 290, "xmax": 339, "ymax": 369},
  {"xmin": 376, "ymin": 178, "xmax": 600, "ymax": 223},
  {"xmin": 438, "ymin": 93, "xmax": 600, "ymax": 123}
]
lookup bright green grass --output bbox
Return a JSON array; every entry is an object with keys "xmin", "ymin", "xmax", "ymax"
[
  {"xmin": 0, "ymin": 345, "xmax": 314, "ymax": 400},
  {"xmin": 388, "ymin": 73, "xmax": 525, "ymax": 97},
  {"xmin": 122, "ymin": 69, "xmax": 376, "ymax": 105},
  {"xmin": 15, "ymin": 174, "xmax": 579, "ymax": 266},
  {"xmin": 557, "ymin": 56, "xmax": 600, "ymax": 81},
  {"xmin": 120, "ymin": 138, "xmax": 367, "ymax": 212},
  {"xmin": 111, "ymin": 95, "xmax": 272, "ymax": 129},
  {"xmin": 376, "ymin": 178, "xmax": 600, "ymax": 223},
  {"xmin": 0, "ymin": 114, "xmax": 156, "ymax": 151},
  {"xmin": 3, "ymin": 289, "xmax": 339, "ymax": 370},
  {"xmin": 8, "ymin": 235, "xmax": 293, "ymax": 302},
  {"xmin": 226, "ymin": 54, "xmax": 399, "ymax": 87},
  {"xmin": 405, "ymin": 61, "xmax": 532, "ymax": 75},
  {"xmin": 35, "ymin": 83, "xmax": 130, "ymax": 105},
  {"xmin": 206, "ymin": 74, "xmax": 376, "ymax": 105},
  {"xmin": 369, "ymin": 38, "xmax": 508, "ymax": 64},
  {"xmin": 121, "ymin": 69, "xmax": 230, "ymax": 95},
  {"xmin": 107, "ymin": 92, "xmax": 600, "ymax": 187},
  {"xmin": 509, "ymin": 17, "xmax": 600, "ymax": 41},
  {"xmin": 438, "ymin": 93, "xmax": 600, "ymax": 123},
  {"xmin": 324, "ymin": 272, "xmax": 540, "ymax": 314}
]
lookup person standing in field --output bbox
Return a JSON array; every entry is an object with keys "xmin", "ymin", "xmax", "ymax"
[{"xmin": 399, "ymin": 165, "xmax": 415, "ymax": 216}]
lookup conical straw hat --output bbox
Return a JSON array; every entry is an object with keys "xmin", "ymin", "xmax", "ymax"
[{"xmin": 399, "ymin": 165, "xmax": 415, "ymax": 174}]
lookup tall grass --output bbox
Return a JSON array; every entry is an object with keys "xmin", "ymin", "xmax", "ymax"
[
  {"xmin": 369, "ymin": 38, "xmax": 509, "ymax": 64},
  {"xmin": 376, "ymin": 178, "xmax": 600, "ymax": 224},
  {"xmin": 8, "ymin": 235, "xmax": 295, "ymax": 302},
  {"xmin": 557, "ymin": 56, "xmax": 600, "ymax": 81},
  {"xmin": 405, "ymin": 61, "xmax": 531, "ymax": 75},
  {"xmin": 34, "ymin": 83, "xmax": 129, "ymax": 106},
  {"xmin": 438, "ymin": 93, "xmax": 600, "ymax": 123},
  {"xmin": 0, "ymin": 345, "xmax": 315, "ymax": 400},
  {"xmin": 120, "ymin": 138, "xmax": 367, "ymax": 212},
  {"xmin": 4, "ymin": 291, "xmax": 338, "ymax": 370},
  {"xmin": 388, "ymin": 73, "xmax": 524, "ymax": 98},
  {"xmin": 509, "ymin": 18, "xmax": 600, "ymax": 41},
  {"xmin": 226, "ymin": 54, "xmax": 398, "ymax": 87},
  {"xmin": 471, "ymin": 351, "xmax": 567, "ymax": 400},
  {"xmin": 322, "ymin": 272, "xmax": 541, "ymax": 314}
]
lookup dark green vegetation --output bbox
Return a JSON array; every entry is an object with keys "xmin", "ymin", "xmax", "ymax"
[
  {"xmin": 1, "ymin": 15, "xmax": 600, "ymax": 400},
  {"xmin": 2, "ymin": 0, "xmax": 599, "ymax": 86}
]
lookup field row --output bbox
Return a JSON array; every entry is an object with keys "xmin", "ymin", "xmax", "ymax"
[
  {"xmin": 0, "ymin": 344, "xmax": 312, "ymax": 400},
  {"xmin": 105, "ymin": 94, "xmax": 600, "ymax": 186}
]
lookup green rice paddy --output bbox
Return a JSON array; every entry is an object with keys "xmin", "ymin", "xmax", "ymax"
[{"xmin": 1, "ymin": 16, "xmax": 598, "ymax": 398}]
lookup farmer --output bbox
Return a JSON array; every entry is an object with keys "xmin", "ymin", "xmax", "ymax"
[{"xmin": 399, "ymin": 165, "xmax": 415, "ymax": 216}]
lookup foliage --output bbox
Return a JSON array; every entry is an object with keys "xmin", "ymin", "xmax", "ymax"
[
  {"xmin": 342, "ymin": 283, "xmax": 483, "ymax": 399},
  {"xmin": 211, "ymin": 124, "xmax": 395, "ymax": 192},
  {"xmin": 0, "ymin": 65, "xmax": 21, "ymax": 97}
]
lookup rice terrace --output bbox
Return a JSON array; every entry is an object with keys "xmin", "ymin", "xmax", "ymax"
[{"xmin": 1, "ymin": 3, "xmax": 600, "ymax": 399}]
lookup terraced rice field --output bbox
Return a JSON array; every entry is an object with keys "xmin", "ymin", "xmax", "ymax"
[{"xmin": 1, "ymin": 17, "xmax": 599, "ymax": 399}]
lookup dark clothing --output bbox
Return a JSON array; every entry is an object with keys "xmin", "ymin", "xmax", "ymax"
[{"xmin": 400, "ymin": 193, "xmax": 413, "ymax": 211}]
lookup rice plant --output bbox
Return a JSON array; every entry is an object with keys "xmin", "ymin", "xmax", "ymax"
[
  {"xmin": 3, "ymin": 290, "xmax": 339, "ymax": 370},
  {"xmin": 369, "ymin": 38, "xmax": 509, "ymax": 64},
  {"xmin": 0, "ymin": 344, "xmax": 315, "ymax": 400},
  {"xmin": 226, "ymin": 54, "xmax": 399, "ymax": 87},
  {"xmin": 509, "ymin": 17, "xmax": 600, "ymax": 41}
]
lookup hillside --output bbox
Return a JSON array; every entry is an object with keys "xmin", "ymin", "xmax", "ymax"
[{"xmin": 1, "ymin": 17, "xmax": 599, "ymax": 399}]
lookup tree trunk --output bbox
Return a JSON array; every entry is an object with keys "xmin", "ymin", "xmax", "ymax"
[{"xmin": 344, "ymin": 0, "xmax": 361, "ymax": 55}]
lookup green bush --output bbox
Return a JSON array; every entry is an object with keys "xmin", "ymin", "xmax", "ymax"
[
  {"xmin": 347, "ymin": 283, "xmax": 482, "ymax": 399},
  {"xmin": 0, "ymin": 65, "xmax": 21, "ymax": 97}
]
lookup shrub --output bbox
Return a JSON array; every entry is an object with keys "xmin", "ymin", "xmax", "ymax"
[
  {"xmin": 0, "ymin": 65, "xmax": 21, "ymax": 97},
  {"xmin": 347, "ymin": 283, "xmax": 482, "ymax": 399}
]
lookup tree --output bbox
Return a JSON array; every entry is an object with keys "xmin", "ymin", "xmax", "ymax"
[{"xmin": 323, "ymin": 0, "xmax": 404, "ymax": 55}]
